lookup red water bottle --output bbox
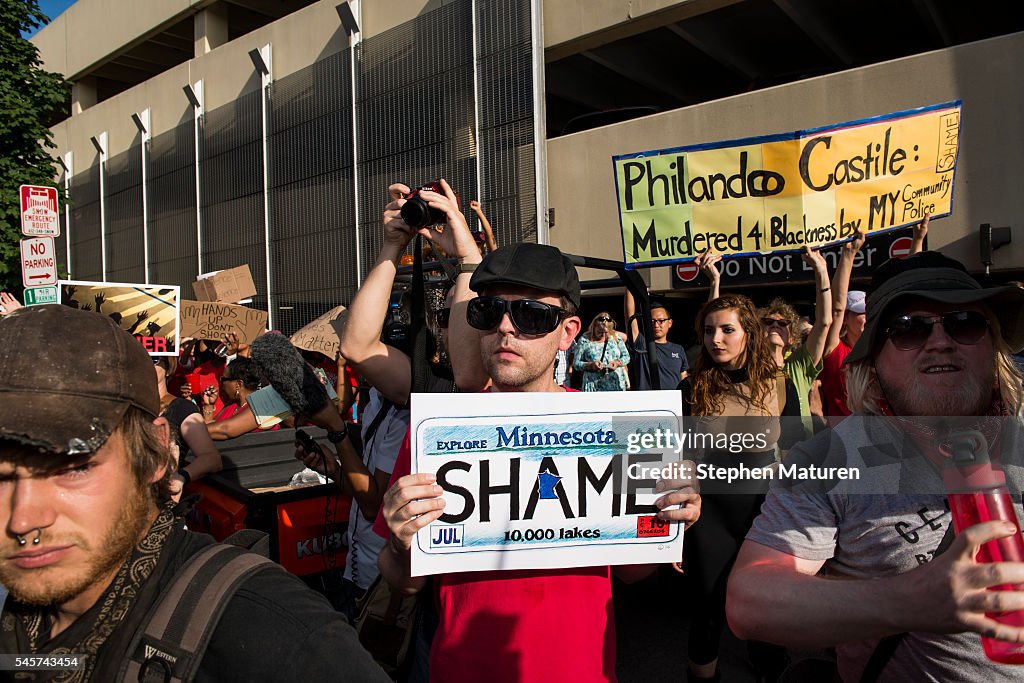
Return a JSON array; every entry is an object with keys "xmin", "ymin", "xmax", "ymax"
[{"xmin": 942, "ymin": 430, "xmax": 1024, "ymax": 664}]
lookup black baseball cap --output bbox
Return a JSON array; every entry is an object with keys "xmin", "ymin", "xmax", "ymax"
[
  {"xmin": 469, "ymin": 242, "xmax": 581, "ymax": 309},
  {"xmin": 0, "ymin": 305, "xmax": 160, "ymax": 455}
]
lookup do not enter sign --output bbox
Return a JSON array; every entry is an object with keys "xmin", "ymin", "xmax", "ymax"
[
  {"xmin": 889, "ymin": 236, "xmax": 913, "ymax": 259},
  {"xmin": 675, "ymin": 262, "xmax": 699, "ymax": 282}
]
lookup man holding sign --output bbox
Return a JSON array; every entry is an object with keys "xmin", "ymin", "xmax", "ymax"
[{"xmin": 378, "ymin": 243, "xmax": 701, "ymax": 681}]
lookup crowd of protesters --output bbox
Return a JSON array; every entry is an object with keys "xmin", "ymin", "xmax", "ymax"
[{"xmin": 2, "ymin": 178, "xmax": 1024, "ymax": 683}]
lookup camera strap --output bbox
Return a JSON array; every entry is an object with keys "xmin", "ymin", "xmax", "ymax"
[{"xmin": 410, "ymin": 235, "xmax": 432, "ymax": 395}]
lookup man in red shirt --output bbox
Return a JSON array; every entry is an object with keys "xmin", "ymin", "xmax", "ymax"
[{"xmin": 377, "ymin": 242, "xmax": 701, "ymax": 682}]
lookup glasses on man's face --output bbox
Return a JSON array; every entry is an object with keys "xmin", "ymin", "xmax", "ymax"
[
  {"xmin": 761, "ymin": 317, "xmax": 791, "ymax": 329},
  {"xmin": 431, "ymin": 307, "xmax": 451, "ymax": 329},
  {"xmin": 885, "ymin": 310, "xmax": 990, "ymax": 350},
  {"xmin": 467, "ymin": 296, "xmax": 567, "ymax": 335},
  {"xmin": 651, "ymin": 317, "xmax": 671, "ymax": 326}
]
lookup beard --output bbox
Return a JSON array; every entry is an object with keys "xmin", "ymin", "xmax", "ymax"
[
  {"xmin": 0, "ymin": 482, "xmax": 155, "ymax": 608},
  {"xmin": 481, "ymin": 335, "xmax": 555, "ymax": 390},
  {"xmin": 877, "ymin": 360, "xmax": 995, "ymax": 417}
]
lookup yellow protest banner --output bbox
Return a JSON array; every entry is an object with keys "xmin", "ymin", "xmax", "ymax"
[{"xmin": 613, "ymin": 102, "xmax": 961, "ymax": 268}]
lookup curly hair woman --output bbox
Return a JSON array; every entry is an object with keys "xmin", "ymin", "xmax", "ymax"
[{"xmin": 679, "ymin": 294, "xmax": 800, "ymax": 682}]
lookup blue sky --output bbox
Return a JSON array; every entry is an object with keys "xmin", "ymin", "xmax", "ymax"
[{"xmin": 24, "ymin": 0, "xmax": 76, "ymax": 38}]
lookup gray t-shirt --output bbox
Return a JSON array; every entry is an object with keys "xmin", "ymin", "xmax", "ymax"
[{"xmin": 747, "ymin": 416, "xmax": 1024, "ymax": 683}]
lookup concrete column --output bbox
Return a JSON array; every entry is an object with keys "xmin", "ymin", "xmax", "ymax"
[
  {"xmin": 71, "ymin": 77, "xmax": 97, "ymax": 115},
  {"xmin": 194, "ymin": 2, "xmax": 229, "ymax": 56}
]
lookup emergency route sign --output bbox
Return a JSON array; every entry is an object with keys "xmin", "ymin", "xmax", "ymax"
[
  {"xmin": 21, "ymin": 237, "xmax": 57, "ymax": 288},
  {"xmin": 20, "ymin": 185, "xmax": 60, "ymax": 237}
]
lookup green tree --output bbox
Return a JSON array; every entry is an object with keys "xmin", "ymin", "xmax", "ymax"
[{"xmin": 0, "ymin": 0, "xmax": 69, "ymax": 293}]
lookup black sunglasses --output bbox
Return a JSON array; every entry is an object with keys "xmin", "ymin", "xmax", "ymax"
[
  {"xmin": 467, "ymin": 296, "xmax": 568, "ymax": 335},
  {"xmin": 885, "ymin": 310, "xmax": 990, "ymax": 350},
  {"xmin": 595, "ymin": 316, "xmax": 613, "ymax": 323},
  {"xmin": 761, "ymin": 317, "xmax": 791, "ymax": 329},
  {"xmin": 431, "ymin": 307, "xmax": 451, "ymax": 329}
]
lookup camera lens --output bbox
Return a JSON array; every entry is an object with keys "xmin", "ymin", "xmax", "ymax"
[{"xmin": 401, "ymin": 198, "xmax": 432, "ymax": 228}]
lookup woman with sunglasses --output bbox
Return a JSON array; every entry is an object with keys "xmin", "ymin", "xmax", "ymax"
[
  {"xmin": 680, "ymin": 294, "xmax": 799, "ymax": 683},
  {"xmin": 571, "ymin": 312, "xmax": 631, "ymax": 391},
  {"xmin": 202, "ymin": 356, "xmax": 282, "ymax": 434}
]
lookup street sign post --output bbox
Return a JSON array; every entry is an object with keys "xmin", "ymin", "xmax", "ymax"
[
  {"xmin": 20, "ymin": 237, "xmax": 57, "ymax": 288},
  {"xmin": 23, "ymin": 286, "xmax": 58, "ymax": 306},
  {"xmin": 19, "ymin": 185, "xmax": 60, "ymax": 237}
]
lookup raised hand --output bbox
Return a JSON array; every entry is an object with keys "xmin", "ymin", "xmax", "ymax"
[
  {"xmin": 842, "ymin": 230, "xmax": 866, "ymax": 256},
  {"xmin": 911, "ymin": 212, "xmax": 930, "ymax": 255},
  {"xmin": 801, "ymin": 245, "xmax": 828, "ymax": 275},
  {"xmin": 127, "ymin": 310, "xmax": 150, "ymax": 334},
  {"xmin": 0, "ymin": 292, "xmax": 23, "ymax": 316},
  {"xmin": 695, "ymin": 249, "xmax": 722, "ymax": 283},
  {"xmin": 221, "ymin": 332, "xmax": 248, "ymax": 357},
  {"xmin": 383, "ymin": 183, "xmax": 417, "ymax": 249},
  {"xmin": 414, "ymin": 179, "xmax": 479, "ymax": 260}
]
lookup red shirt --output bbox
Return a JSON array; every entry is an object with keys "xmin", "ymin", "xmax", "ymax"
[
  {"xmin": 820, "ymin": 339, "xmax": 852, "ymax": 417},
  {"xmin": 169, "ymin": 358, "xmax": 225, "ymax": 414},
  {"xmin": 375, "ymin": 391, "xmax": 617, "ymax": 683}
]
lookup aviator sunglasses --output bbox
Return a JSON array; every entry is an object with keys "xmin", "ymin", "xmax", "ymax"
[
  {"xmin": 761, "ymin": 317, "xmax": 791, "ymax": 329},
  {"xmin": 467, "ymin": 296, "xmax": 568, "ymax": 335},
  {"xmin": 884, "ymin": 310, "xmax": 990, "ymax": 350}
]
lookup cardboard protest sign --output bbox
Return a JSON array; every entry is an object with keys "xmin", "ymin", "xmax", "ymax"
[
  {"xmin": 180, "ymin": 300, "xmax": 267, "ymax": 344},
  {"xmin": 410, "ymin": 391, "xmax": 685, "ymax": 576},
  {"xmin": 59, "ymin": 280, "xmax": 180, "ymax": 356},
  {"xmin": 192, "ymin": 265, "xmax": 257, "ymax": 304},
  {"xmin": 291, "ymin": 305, "xmax": 347, "ymax": 359},
  {"xmin": 614, "ymin": 101, "xmax": 962, "ymax": 268}
]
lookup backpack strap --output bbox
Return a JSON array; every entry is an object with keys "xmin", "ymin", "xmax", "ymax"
[
  {"xmin": 858, "ymin": 521, "xmax": 956, "ymax": 683},
  {"xmin": 119, "ymin": 543, "xmax": 276, "ymax": 683}
]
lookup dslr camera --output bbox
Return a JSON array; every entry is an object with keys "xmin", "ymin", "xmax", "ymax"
[
  {"xmin": 381, "ymin": 283, "xmax": 412, "ymax": 352},
  {"xmin": 400, "ymin": 181, "xmax": 448, "ymax": 228}
]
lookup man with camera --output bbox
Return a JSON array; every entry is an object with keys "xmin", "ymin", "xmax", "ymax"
[
  {"xmin": 309, "ymin": 180, "xmax": 490, "ymax": 618},
  {"xmin": 376, "ymin": 241, "xmax": 702, "ymax": 682},
  {"xmin": 339, "ymin": 179, "xmax": 489, "ymax": 405}
]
